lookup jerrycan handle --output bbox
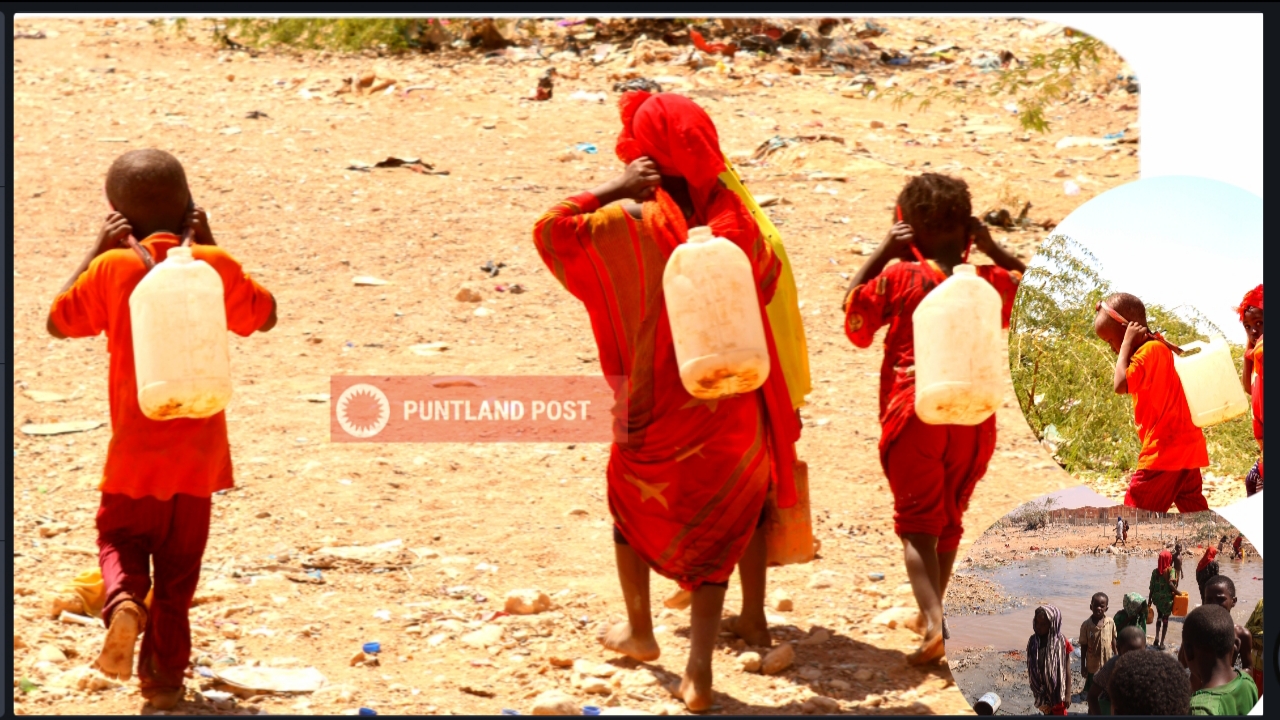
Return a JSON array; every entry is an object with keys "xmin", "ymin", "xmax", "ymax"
[{"xmin": 686, "ymin": 226, "xmax": 714, "ymax": 244}]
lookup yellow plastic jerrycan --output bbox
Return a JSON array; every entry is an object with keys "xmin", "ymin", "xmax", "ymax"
[
  {"xmin": 912, "ymin": 264, "xmax": 1004, "ymax": 425},
  {"xmin": 663, "ymin": 226, "xmax": 770, "ymax": 399},
  {"xmin": 1174, "ymin": 334, "xmax": 1250, "ymax": 427},
  {"xmin": 765, "ymin": 461, "xmax": 814, "ymax": 567},
  {"xmin": 129, "ymin": 245, "xmax": 233, "ymax": 420}
]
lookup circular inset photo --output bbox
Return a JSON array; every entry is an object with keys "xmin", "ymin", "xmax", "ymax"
[
  {"xmin": 1009, "ymin": 176, "xmax": 1263, "ymax": 511},
  {"xmin": 945, "ymin": 487, "xmax": 1263, "ymax": 716}
]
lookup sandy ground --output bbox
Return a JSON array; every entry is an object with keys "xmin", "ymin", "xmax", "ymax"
[{"xmin": 13, "ymin": 17, "xmax": 1140, "ymax": 716}]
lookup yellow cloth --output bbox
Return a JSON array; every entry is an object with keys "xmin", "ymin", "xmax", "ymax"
[
  {"xmin": 61, "ymin": 568, "xmax": 151, "ymax": 619},
  {"xmin": 720, "ymin": 158, "xmax": 812, "ymax": 409}
]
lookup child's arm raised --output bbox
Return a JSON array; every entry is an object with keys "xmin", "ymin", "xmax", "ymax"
[
  {"xmin": 969, "ymin": 218, "xmax": 1026, "ymax": 274},
  {"xmin": 47, "ymin": 212, "xmax": 132, "ymax": 338},
  {"xmin": 1113, "ymin": 322, "xmax": 1151, "ymax": 394},
  {"xmin": 842, "ymin": 221, "xmax": 913, "ymax": 307}
]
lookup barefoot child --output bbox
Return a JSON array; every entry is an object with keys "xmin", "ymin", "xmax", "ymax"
[
  {"xmin": 1088, "ymin": 624, "xmax": 1146, "ymax": 715},
  {"xmin": 1150, "ymin": 549, "xmax": 1179, "ymax": 649},
  {"xmin": 1028, "ymin": 605, "xmax": 1073, "ymax": 715},
  {"xmin": 1238, "ymin": 285, "xmax": 1263, "ymax": 495},
  {"xmin": 1093, "ymin": 293, "xmax": 1210, "ymax": 513},
  {"xmin": 47, "ymin": 149, "xmax": 277, "ymax": 709},
  {"xmin": 532, "ymin": 92, "xmax": 800, "ymax": 711},
  {"xmin": 1079, "ymin": 593, "xmax": 1117, "ymax": 695},
  {"xmin": 841, "ymin": 173, "xmax": 1025, "ymax": 664},
  {"xmin": 1184, "ymin": 604, "xmax": 1260, "ymax": 714}
]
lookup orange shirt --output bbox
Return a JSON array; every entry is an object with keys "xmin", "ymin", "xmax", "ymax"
[
  {"xmin": 1126, "ymin": 340, "xmax": 1209, "ymax": 471},
  {"xmin": 49, "ymin": 233, "xmax": 274, "ymax": 501},
  {"xmin": 1249, "ymin": 339, "xmax": 1263, "ymax": 441}
]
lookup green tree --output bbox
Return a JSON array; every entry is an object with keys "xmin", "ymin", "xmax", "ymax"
[{"xmin": 1011, "ymin": 234, "xmax": 1255, "ymax": 479}]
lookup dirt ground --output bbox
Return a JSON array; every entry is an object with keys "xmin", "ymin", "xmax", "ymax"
[
  {"xmin": 13, "ymin": 17, "xmax": 1141, "ymax": 716},
  {"xmin": 962, "ymin": 521, "xmax": 1256, "ymax": 568}
]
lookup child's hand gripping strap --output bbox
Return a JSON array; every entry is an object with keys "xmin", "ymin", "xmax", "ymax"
[
  {"xmin": 898, "ymin": 205, "xmax": 957, "ymax": 284},
  {"xmin": 104, "ymin": 190, "xmax": 195, "ymax": 272},
  {"xmin": 1097, "ymin": 301, "xmax": 1185, "ymax": 356}
]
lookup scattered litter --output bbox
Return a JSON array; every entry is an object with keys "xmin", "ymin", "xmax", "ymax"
[
  {"xmin": 409, "ymin": 342, "xmax": 450, "ymax": 356},
  {"xmin": 1063, "ymin": 180, "xmax": 1081, "ymax": 196},
  {"xmin": 21, "ymin": 420, "xmax": 103, "ymax": 436},
  {"xmin": 245, "ymin": 110, "xmax": 269, "ymax": 119},
  {"xmin": 568, "ymin": 90, "xmax": 608, "ymax": 103},
  {"xmin": 868, "ymin": 572, "xmax": 885, "ymax": 581},
  {"xmin": 574, "ymin": 143, "xmax": 598, "ymax": 155},
  {"xmin": 612, "ymin": 78, "xmax": 662, "ymax": 94},
  {"xmin": 480, "ymin": 260, "xmax": 507, "ymax": 278},
  {"xmin": 15, "ymin": 30, "xmax": 47, "ymax": 39},
  {"xmin": 362, "ymin": 641, "xmax": 381, "ymax": 654},
  {"xmin": 346, "ymin": 157, "xmax": 446, "ymax": 175},
  {"xmin": 213, "ymin": 666, "xmax": 327, "ymax": 695},
  {"xmin": 297, "ymin": 394, "xmax": 330, "ymax": 403},
  {"xmin": 353, "ymin": 276, "xmax": 389, "ymax": 286},
  {"xmin": 532, "ymin": 68, "xmax": 555, "ymax": 101},
  {"xmin": 1054, "ymin": 136, "xmax": 1118, "ymax": 150},
  {"xmin": 220, "ymin": 127, "xmax": 242, "ymax": 135}
]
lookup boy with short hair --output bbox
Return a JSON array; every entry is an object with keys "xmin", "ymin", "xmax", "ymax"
[
  {"xmin": 1093, "ymin": 292, "xmax": 1210, "ymax": 513},
  {"xmin": 1078, "ymin": 592, "xmax": 1117, "ymax": 697},
  {"xmin": 1109, "ymin": 648, "xmax": 1192, "ymax": 715},
  {"xmin": 1181, "ymin": 575, "xmax": 1253, "ymax": 673},
  {"xmin": 842, "ymin": 173, "xmax": 1025, "ymax": 664},
  {"xmin": 1184, "ymin": 604, "xmax": 1260, "ymax": 714},
  {"xmin": 48, "ymin": 149, "xmax": 277, "ymax": 709},
  {"xmin": 1088, "ymin": 624, "xmax": 1146, "ymax": 715}
]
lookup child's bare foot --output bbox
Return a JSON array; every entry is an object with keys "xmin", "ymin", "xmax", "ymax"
[
  {"xmin": 722, "ymin": 614, "xmax": 772, "ymax": 648},
  {"xmin": 94, "ymin": 602, "xmax": 142, "ymax": 680},
  {"xmin": 664, "ymin": 589, "xmax": 692, "ymax": 610},
  {"xmin": 906, "ymin": 631, "xmax": 946, "ymax": 666},
  {"xmin": 904, "ymin": 611, "xmax": 928, "ymax": 637},
  {"xmin": 680, "ymin": 665, "xmax": 716, "ymax": 713},
  {"xmin": 146, "ymin": 687, "xmax": 184, "ymax": 711},
  {"xmin": 599, "ymin": 622, "xmax": 660, "ymax": 662}
]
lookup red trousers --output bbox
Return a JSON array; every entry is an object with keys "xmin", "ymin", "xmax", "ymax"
[
  {"xmin": 97, "ymin": 492, "xmax": 211, "ymax": 693},
  {"xmin": 1124, "ymin": 468, "xmax": 1209, "ymax": 513},
  {"xmin": 884, "ymin": 416, "xmax": 994, "ymax": 554}
]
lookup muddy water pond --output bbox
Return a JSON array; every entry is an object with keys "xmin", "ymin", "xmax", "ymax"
[{"xmin": 948, "ymin": 553, "xmax": 1263, "ymax": 652}]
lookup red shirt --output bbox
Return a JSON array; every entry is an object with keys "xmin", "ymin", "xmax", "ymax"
[
  {"xmin": 1126, "ymin": 341, "xmax": 1209, "ymax": 471},
  {"xmin": 49, "ymin": 233, "xmax": 274, "ymax": 500},
  {"xmin": 1249, "ymin": 339, "xmax": 1263, "ymax": 441},
  {"xmin": 843, "ymin": 260, "xmax": 1020, "ymax": 451}
]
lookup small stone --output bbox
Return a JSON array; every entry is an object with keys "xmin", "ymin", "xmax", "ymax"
[
  {"xmin": 547, "ymin": 655, "xmax": 573, "ymax": 668},
  {"xmin": 798, "ymin": 666, "xmax": 822, "ymax": 681},
  {"xmin": 38, "ymin": 522, "xmax": 70, "ymax": 538},
  {"xmin": 573, "ymin": 660, "xmax": 617, "ymax": 678},
  {"xmin": 799, "ymin": 628, "xmax": 830, "ymax": 646},
  {"xmin": 504, "ymin": 589, "xmax": 552, "ymax": 616},
  {"xmin": 222, "ymin": 623, "xmax": 242, "ymax": 639},
  {"xmin": 14, "ymin": 636, "xmax": 28, "ymax": 650},
  {"xmin": 38, "ymin": 645, "xmax": 67, "ymax": 663},
  {"xmin": 872, "ymin": 607, "xmax": 918, "ymax": 630},
  {"xmin": 582, "ymin": 677, "xmax": 611, "ymax": 694},
  {"xmin": 870, "ymin": 120, "xmax": 886, "ymax": 129},
  {"xmin": 736, "ymin": 652, "xmax": 762, "ymax": 673},
  {"xmin": 461, "ymin": 624, "xmax": 503, "ymax": 648},
  {"xmin": 456, "ymin": 287, "xmax": 483, "ymax": 303},
  {"xmin": 761, "ymin": 642, "xmax": 795, "ymax": 676},
  {"xmin": 854, "ymin": 668, "xmax": 874, "ymax": 682},
  {"xmin": 807, "ymin": 571, "xmax": 837, "ymax": 590},
  {"xmin": 829, "ymin": 679, "xmax": 851, "ymax": 691},
  {"xmin": 531, "ymin": 689, "xmax": 578, "ymax": 715},
  {"xmin": 565, "ymin": 507, "xmax": 589, "ymax": 517},
  {"xmin": 802, "ymin": 696, "xmax": 840, "ymax": 714},
  {"xmin": 770, "ymin": 590, "xmax": 794, "ymax": 612}
]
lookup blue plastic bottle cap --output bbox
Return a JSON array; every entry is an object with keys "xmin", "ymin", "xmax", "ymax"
[
  {"xmin": 358, "ymin": 708, "xmax": 378, "ymax": 717},
  {"xmin": 362, "ymin": 642, "xmax": 381, "ymax": 654},
  {"xmin": 501, "ymin": 710, "xmax": 521, "ymax": 716},
  {"xmin": 583, "ymin": 706, "xmax": 601, "ymax": 716},
  {"xmin": 869, "ymin": 572, "xmax": 885, "ymax": 581}
]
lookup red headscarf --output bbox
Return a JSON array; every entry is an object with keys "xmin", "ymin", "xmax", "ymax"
[
  {"xmin": 1158, "ymin": 549, "xmax": 1173, "ymax": 575},
  {"xmin": 1197, "ymin": 546, "xmax": 1218, "ymax": 573},
  {"xmin": 615, "ymin": 91, "xmax": 758, "ymax": 254},
  {"xmin": 1237, "ymin": 284, "xmax": 1264, "ymax": 321}
]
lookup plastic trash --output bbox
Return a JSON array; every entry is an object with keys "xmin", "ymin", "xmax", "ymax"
[
  {"xmin": 359, "ymin": 709, "xmax": 378, "ymax": 717},
  {"xmin": 1104, "ymin": 131, "xmax": 1125, "ymax": 139},
  {"xmin": 574, "ymin": 143, "xmax": 598, "ymax": 155},
  {"xmin": 362, "ymin": 641, "xmax": 381, "ymax": 654},
  {"xmin": 583, "ymin": 707, "xmax": 601, "ymax": 716},
  {"xmin": 974, "ymin": 692, "xmax": 1001, "ymax": 715},
  {"xmin": 501, "ymin": 710, "xmax": 521, "ymax": 716},
  {"xmin": 868, "ymin": 572, "xmax": 885, "ymax": 581},
  {"xmin": 1063, "ymin": 180, "xmax": 1081, "ymax": 196}
]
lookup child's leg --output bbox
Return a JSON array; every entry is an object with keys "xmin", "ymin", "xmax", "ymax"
[
  {"xmin": 901, "ymin": 533, "xmax": 946, "ymax": 664},
  {"xmin": 95, "ymin": 493, "xmax": 158, "ymax": 680},
  {"xmin": 681, "ymin": 581, "xmax": 727, "ymax": 712},
  {"xmin": 1172, "ymin": 469, "xmax": 1210, "ymax": 514},
  {"xmin": 732, "ymin": 518, "xmax": 771, "ymax": 648},
  {"xmin": 138, "ymin": 494, "xmax": 211, "ymax": 707},
  {"xmin": 600, "ymin": 534, "xmax": 660, "ymax": 662}
]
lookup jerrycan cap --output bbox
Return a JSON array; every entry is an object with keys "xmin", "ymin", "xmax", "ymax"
[
  {"xmin": 166, "ymin": 245, "xmax": 195, "ymax": 263},
  {"xmin": 686, "ymin": 226, "xmax": 714, "ymax": 243},
  {"xmin": 952, "ymin": 263, "xmax": 976, "ymax": 276}
]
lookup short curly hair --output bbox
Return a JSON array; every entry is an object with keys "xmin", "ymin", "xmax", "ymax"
[
  {"xmin": 1184, "ymin": 603, "xmax": 1236, "ymax": 664},
  {"xmin": 1109, "ymin": 649, "xmax": 1191, "ymax": 715},
  {"xmin": 896, "ymin": 173, "xmax": 971, "ymax": 237}
]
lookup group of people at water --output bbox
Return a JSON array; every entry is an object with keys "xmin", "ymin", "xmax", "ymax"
[{"xmin": 1025, "ymin": 544, "xmax": 1262, "ymax": 715}]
